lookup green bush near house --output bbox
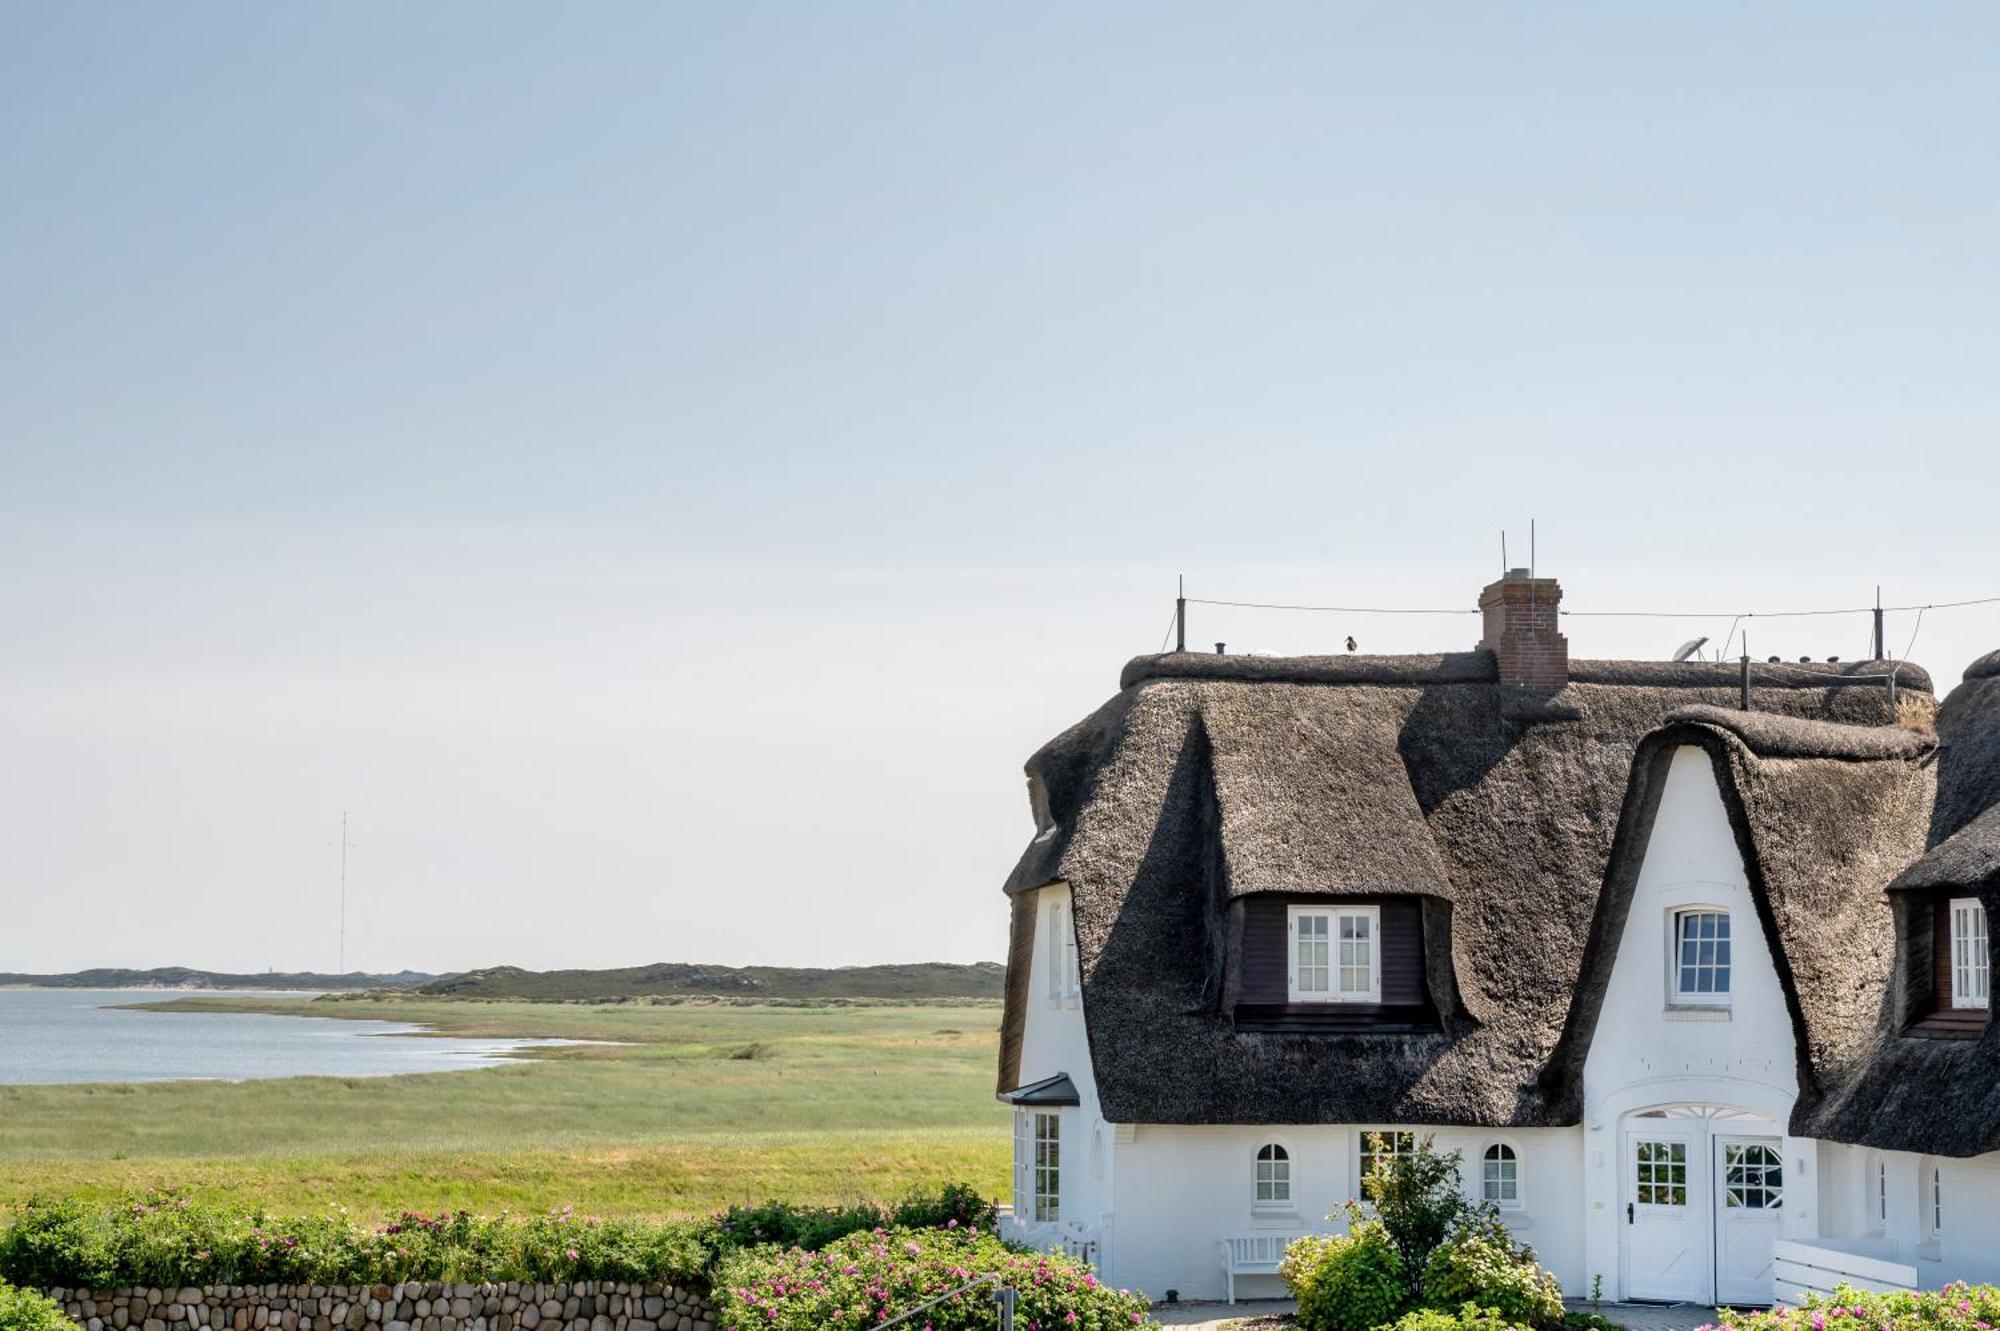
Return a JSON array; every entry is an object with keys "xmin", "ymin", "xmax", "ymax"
[
  {"xmin": 711, "ymin": 1225, "xmax": 1156, "ymax": 1331},
  {"xmin": 1718, "ymin": 1282, "xmax": 2000, "ymax": 1331},
  {"xmin": 1283, "ymin": 1137, "xmax": 1597, "ymax": 1331},
  {"xmin": 1387, "ymin": 1304, "xmax": 1535, "ymax": 1331},
  {"xmin": 0, "ymin": 1280, "xmax": 77, "ymax": 1331},
  {"xmin": 1283, "ymin": 1224, "xmax": 1409, "ymax": 1331},
  {"xmin": 1421, "ymin": 1235, "xmax": 1565, "ymax": 1330}
]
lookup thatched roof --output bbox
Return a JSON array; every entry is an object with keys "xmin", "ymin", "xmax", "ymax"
[
  {"xmin": 1797, "ymin": 652, "xmax": 2000, "ymax": 1157},
  {"xmin": 999, "ymin": 649, "xmax": 1936, "ymax": 1127}
]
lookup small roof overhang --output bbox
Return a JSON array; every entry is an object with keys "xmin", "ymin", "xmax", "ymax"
[{"xmin": 999, "ymin": 1073, "xmax": 1080, "ymax": 1107}]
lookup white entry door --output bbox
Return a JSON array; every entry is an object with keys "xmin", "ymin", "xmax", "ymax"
[
  {"xmin": 1714, "ymin": 1137, "xmax": 1784, "ymax": 1306},
  {"xmin": 1624, "ymin": 1128, "xmax": 1705, "ymax": 1303}
]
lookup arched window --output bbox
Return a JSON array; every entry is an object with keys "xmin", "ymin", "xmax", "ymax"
[
  {"xmin": 1255, "ymin": 1143, "xmax": 1291, "ymax": 1205},
  {"xmin": 1482, "ymin": 1143, "xmax": 1520, "ymax": 1207},
  {"xmin": 1929, "ymin": 1162, "xmax": 1944, "ymax": 1236}
]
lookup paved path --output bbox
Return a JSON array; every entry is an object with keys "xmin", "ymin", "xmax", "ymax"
[
  {"xmin": 1144, "ymin": 1301, "xmax": 1723, "ymax": 1331},
  {"xmin": 1148, "ymin": 1299, "xmax": 1294, "ymax": 1328}
]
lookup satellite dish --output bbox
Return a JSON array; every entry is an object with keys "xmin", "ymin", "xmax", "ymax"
[{"xmin": 1671, "ymin": 636, "xmax": 1709, "ymax": 663}]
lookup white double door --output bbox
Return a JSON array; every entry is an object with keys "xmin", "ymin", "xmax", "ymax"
[{"xmin": 1623, "ymin": 1120, "xmax": 1784, "ymax": 1306}]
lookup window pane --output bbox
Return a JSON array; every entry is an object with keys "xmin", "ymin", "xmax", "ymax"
[{"xmin": 1676, "ymin": 911, "xmax": 1731, "ymax": 1000}]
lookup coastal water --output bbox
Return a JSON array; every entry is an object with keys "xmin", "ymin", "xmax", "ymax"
[{"xmin": 0, "ymin": 989, "xmax": 553, "ymax": 1084}]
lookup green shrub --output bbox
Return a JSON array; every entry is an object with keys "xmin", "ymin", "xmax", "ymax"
[
  {"xmin": 1361, "ymin": 1135, "xmax": 1491, "ymax": 1299},
  {"xmin": 1717, "ymin": 1282, "xmax": 2000, "ymax": 1331},
  {"xmin": 0, "ymin": 1188, "xmax": 989, "ymax": 1293},
  {"xmin": 1421, "ymin": 1234, "xmax": 1564, "ymax": 1329},
  {"xmin": 1284, "ymin": 1222, "xmax": 1408, "ymax": 1331},
  {"xmin": 708, "ymin": 1182, "xmax": 993, "ymax": 1253},
  {"xmin": 1389, "ymin": 1304, "xmax": 1535, "ymax": 1331},
  {"xmin": 0, "ymin": 1282, "xmax": 77, "ymax": 1331},
  {"xmin": 711, "ymin": 1225, "xmax": 1154, "ymax": 1330}
]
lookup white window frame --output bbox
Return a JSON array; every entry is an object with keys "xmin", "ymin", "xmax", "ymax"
[
  {"xmin": 1254, "ymin": 1142, "xmax": 1294, "ymax": 1211},
  {"xmin": 1928, "ymin": 1161, "xmax": 1943, "ymax": 1238},
  {"xmin": 1046, "ymin": 896, "xmax": 1080, "ymax": 1006},
  {"xmin": 1669, "ymin": 906, "xmax": 1733, "ymax": 1007},
  {"xmin": 1481, "ymin": 1141, "xmax": 1523, "ymax": 1210},
  {"xmin": 1032, "ymin": 1110, "xmax": 1061, "ymax": 1223},
  {"xmin": 1949, "ymin": 898, "xmax": 1988, "ymax": 1010},
  {"xmin": 1289, "ymin": 903, "xmax": 1381, "ymax": 1004},
  {"xmin": 1357, "ymin": 1129, "xmax": 1416, "ymax": 1194},
  {"xmin": 1012, "ymin": 1109, "xmax": 1031, "ymax": 1214}
]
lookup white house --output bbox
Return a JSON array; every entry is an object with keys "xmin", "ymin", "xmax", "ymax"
[{"xmin": 997, "ymin": 568, "xmax": 2000, "ymax": 1308}]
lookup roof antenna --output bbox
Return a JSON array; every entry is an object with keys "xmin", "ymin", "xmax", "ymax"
[
  {"xmin": 1175, "ymin": 575, "xmax": 1186, "ymax": 654},
  {"xmin": 1527, "ymin": 518, "xmax": 1537, "ymax": 635}
]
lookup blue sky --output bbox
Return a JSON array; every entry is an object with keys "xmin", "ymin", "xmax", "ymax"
[{"xmin": 4, "ymin": 4, "xmax": 1997, "ymax": 972}]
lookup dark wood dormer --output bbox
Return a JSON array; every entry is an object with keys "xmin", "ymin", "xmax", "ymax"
[
  {"xmin": 1904, "ymin": 889, "xmax": 1992, "ymax": 1041},
  {"xmin": 1232, "ymin": 894, "xmax": 1440, "ymax": 1034}
]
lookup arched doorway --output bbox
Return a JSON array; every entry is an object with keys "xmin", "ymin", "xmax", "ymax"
[{"xmin": 1621, "ymin": 1105, "xmax": 1784, "ymax": 1306}]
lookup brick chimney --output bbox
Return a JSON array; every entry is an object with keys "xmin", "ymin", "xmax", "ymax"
[{"xmin": 1478, "ymin": 568, "xmax": 1568, "ymax": 691}]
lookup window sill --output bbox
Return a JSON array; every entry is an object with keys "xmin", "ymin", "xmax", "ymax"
[{"xmin": 1664, "ymin": 1004, "xmax": 1732, "ymax": 1021}]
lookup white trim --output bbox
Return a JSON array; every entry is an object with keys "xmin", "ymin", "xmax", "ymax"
[
  {"xmin": 1287, "ymin": 903, "xmax": 1382, "ymax": 1003},
  {"xmin": 1251, "ymin": 1139, "xmax": 1296, "ymax": 1217},
  {"xmin": 1031, "ymin": 1109, "xmax": 1062, "ymax": 1223},
  {"xmin": 1480, "ymin": 1139, "xmax": 1524, "ymax": 1210},
  {"xmin": 1949, "ymin": 898, "xmax": 1988, "ymax": 1010},
  {"xmin": 1668, "ymin": 905, "xmax": 1733, "ymax": 1008}
]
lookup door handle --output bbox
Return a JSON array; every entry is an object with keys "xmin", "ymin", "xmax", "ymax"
[{"xmin": 1627, "ymin": 1202, "xmax": 1634, "ymax": 1224}]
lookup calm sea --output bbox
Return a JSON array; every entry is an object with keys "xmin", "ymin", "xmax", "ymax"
[{"xmin": 0, "ymin": 989, "xmax": 554, "ymax": 1085}]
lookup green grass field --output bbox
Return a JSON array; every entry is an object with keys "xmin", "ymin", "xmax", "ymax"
[{"xmin": 0, "ymin": 996, "xmax": 1010, "ymax": 1219}]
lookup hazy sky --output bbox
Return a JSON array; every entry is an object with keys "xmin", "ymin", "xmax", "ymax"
[{"xmin": 4, "ymin": 4, "xmax": 1998, "ymax": 974}]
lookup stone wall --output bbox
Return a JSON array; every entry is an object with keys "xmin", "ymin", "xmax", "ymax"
[{"xmin": 44, "ymin": 1284, "xmax": 713, "ymax": 1331}]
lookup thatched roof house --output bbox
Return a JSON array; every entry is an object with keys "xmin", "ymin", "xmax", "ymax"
[{"xmin": 1000, "ymin": 632, "xmax": 1938, "ymax": 1133}]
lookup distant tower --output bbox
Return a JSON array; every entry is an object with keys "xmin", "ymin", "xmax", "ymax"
[{"xmin": 339, "ymin": 812, "xmax": 355, "ymax": 973}]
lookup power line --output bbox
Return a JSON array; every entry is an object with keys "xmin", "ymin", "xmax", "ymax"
[
  {"xmin": 1179, "ymin": 593, "xmax": 2000, "ymax": 620},
  {"xmin": 1187, "ymin": 598, "xmax": 1476, "ymax": 615}
]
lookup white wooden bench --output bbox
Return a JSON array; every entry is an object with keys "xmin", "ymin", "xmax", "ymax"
[{"xmin": 1218, "ymin": 1233, "xmax": 1291, "ymax": 1304}]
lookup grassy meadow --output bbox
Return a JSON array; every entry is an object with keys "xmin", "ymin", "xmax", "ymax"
[{"xmin": 0, "ymin": 996, "xmax": 1010, "ymax": 1219}]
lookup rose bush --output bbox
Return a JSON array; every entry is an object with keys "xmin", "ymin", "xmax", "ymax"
[
  {"xmin": 712, "ymin": 1225, "xmax": 1155, "ymax": 1330},
  {"xmin": 1714, "ymin": 1283, "xmax": 2000, "ymax": 1331}
]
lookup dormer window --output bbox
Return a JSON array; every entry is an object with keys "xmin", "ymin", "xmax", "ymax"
[
  {"xmin": 1949, "ymin": 899, "xmax": 1988, "ymax": 1009},
  {"xmin": 1289, "ymin": 904, "xmax": 1380, "ymax": 1003}
]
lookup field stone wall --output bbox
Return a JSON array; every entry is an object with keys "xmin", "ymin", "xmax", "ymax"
[{"xmin": 44, "ymin": 1284, "xmax": 714, "ymax": 1331}]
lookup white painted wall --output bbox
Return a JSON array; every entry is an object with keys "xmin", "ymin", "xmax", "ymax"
[
  {"xmin": 1579, "ymin": 745, "xmax": 1808, "ymax": 1301},
  {"xmin": 1010, "ymin": 883, "xmax": 1116, "ymax": 1250},
  {"xmin": 1104, "ymin": 1124, "xmax": 1585, "ymax": 1303},
  {"xmin": 1812, "ymin": 1142, "xmax": 2000, "ymax": 1288}
]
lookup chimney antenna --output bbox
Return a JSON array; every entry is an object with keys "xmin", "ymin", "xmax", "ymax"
[
  {"xmin": 1175, "ymin": 575, "xmax": 1186, "ymax": 654},
  {"xmin": 1501, "ymin": 531, "xmax": 1508, "ymax": 579},
  {"xmin": 1527, "ymin": 519, "xmax": 1537, "ymax": 635}
]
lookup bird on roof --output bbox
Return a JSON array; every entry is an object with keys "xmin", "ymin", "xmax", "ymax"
[{"xmin": 1345, "ymin": 636, "xmax": 1358, "ymax": 653}]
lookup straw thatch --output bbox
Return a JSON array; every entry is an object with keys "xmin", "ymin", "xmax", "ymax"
[
  {"xmin": 999, "ymin": 649, "xmax": 1936, "ymax": 1128},
  {"xmin": 1797, "ymin": 652, "xmax": 2000, "ymax": 1156}
]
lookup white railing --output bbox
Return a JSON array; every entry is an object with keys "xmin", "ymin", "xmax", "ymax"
[
  {"xmin": 1001, "ymin": 1215, "xmax": 1100, "ymax": 1269},
  {"xmin": 1773, "ymin": 1239, "xmax": 1919, "ymax": 1305}
]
